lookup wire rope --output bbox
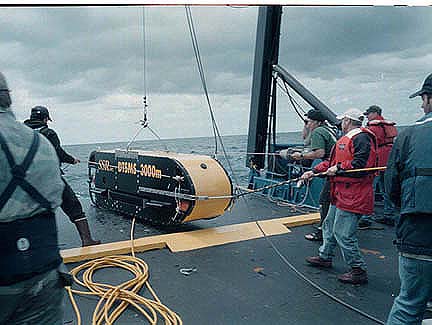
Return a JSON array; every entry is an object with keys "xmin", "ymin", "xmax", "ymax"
[
  {"xmin": 235, "ymin": 170, "xmax": 386, "ymax": 324},
  {"xmin": 254, "ymin": 220, "xmax": 385, "ymax": 325},
  {"xmin": 185, "ymin": 6, "xmax": 218, "ymax": 155},
  {"xmin": 125, "ymin": 6, "xmax": 168, "ymax": 152},
  {"xmin": 234, "ymin": 147, "xmax": 386, "ymax": 324},
  {"xmin": 184, "ymin": 5, "xmax": 241, "ymax": 189}
]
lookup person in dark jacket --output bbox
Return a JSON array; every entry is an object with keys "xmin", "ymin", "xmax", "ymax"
[
  {"xmin": 24, "ymin": 106, "xmax": 100, "ymax": 247},
  {"xmin": 385, "ymin": 73, "xmax": 432, "ymax": 324},
  {"xmin": 302, "ymin": 108, "xmax": 377, "ymax": 285}
]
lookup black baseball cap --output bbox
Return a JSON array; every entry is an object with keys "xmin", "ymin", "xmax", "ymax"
[
  {"xmin": 30, "ymin": 105, "xmax": 52, "ymax": 121},
  {"xmin": 305, "ymin": 109, "xmax": 326, "ymax": 122},
  {"xmin": 409, "ymin": 73, "xmax": 432, "ymax": 98},
  {"xmin": 363, "ymin": 105, "xmax": 382, "ymax": 116}
]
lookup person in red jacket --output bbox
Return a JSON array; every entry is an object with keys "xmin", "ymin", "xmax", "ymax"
[
  {"xmin": 301, "ymin": 108, "xmax": 377, "ymax": 285},
  {"xmin": 364, "ymin": 105, "xmax": 398, "ymax": 226}
]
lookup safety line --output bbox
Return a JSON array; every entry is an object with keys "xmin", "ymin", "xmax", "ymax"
[
  {"xmin": 254, "ymin": 220, "xmax": 385, "ymax": 325},
  {"xmin": 235, "ymin": 168, "xmax": 386, "ymax": 324}
]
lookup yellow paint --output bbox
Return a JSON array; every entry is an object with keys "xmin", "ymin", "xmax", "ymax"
[
  {"xmin": 174, "ymin": 155, "xmax": 232, "ymax": 222},
  {"xmin": 61, "ymin": 213, "xmax": 320, "ymax": 264}
]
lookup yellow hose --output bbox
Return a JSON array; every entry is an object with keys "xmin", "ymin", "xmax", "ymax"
[{"xmin": 66, "ymin": 218, "xmax": 183, "ymax": 325}]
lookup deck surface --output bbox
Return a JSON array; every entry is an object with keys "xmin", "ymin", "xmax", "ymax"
[{"xmin": 60, "ymin": 195, "xmax": 431, "ymax": 324}]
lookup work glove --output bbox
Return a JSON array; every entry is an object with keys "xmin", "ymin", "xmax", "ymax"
[{"xmin": 279, "ymin": 149, "xmax": 290, "ymax": 160}]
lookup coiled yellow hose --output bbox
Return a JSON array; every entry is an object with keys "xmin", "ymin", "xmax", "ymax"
[{"xmin": 66, "ymin": 218, "xmax": 182, "ymax": 325}]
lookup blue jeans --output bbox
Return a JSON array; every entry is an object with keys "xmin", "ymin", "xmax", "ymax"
[
  {"xmin": 377, "ymin": 173, "xmax": 397, "ymax": 219},
  {"xmin": 387, "ymin": 255, "xmax": 432, "ymax": 325},
  {"xmin": 319, "ymin": 204, "xmax": 366, "ymax": 270},
  {"xmin": 361, "ymin": 173, "xmax": 398, "ymax": 224}
]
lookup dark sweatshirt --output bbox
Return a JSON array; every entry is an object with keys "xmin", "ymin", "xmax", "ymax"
[{"xmin": 24, "ymin": 119, "xmax": 75, "ymax": 165}]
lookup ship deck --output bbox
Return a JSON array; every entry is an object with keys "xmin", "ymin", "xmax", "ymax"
[{"xmin": 59, "ymin": 195, "xmax": 431, "ymax": 324}]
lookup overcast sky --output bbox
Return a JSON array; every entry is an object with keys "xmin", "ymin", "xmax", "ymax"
[{"xmin": 1, "ymin": 6, "xmax": 431, "ymax": 144}]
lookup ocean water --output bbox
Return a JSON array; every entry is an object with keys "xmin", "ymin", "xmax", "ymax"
[
  {"xmin": 63, "ymin": 132, "xmax": 304, "ymax": 195},
  {"xmin": 58, "ymin": 132, "xmax": 303, "ymax": 248}
]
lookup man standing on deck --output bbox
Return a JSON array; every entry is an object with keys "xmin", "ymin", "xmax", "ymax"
[
  {"xmin": 0, "ymin": 72, "xmax": 66, "ymax": 324},
  {"xmin": 386, "ymin": 73, "xmax": 432, "ymax": 324},
  {"xmin": 364, "ymin": 105, "xmax": 398, "ymax": 226},
  {"xmin": 24, "ymin": 106, "xmax": 100, "ymax": 247},
  {"xmin": 280, "ymin": 109, "xmax": 337, "ymax": 241},
  {"xmin": 301, "ymin": 108, "xmax": 377, "ymax": 285}
]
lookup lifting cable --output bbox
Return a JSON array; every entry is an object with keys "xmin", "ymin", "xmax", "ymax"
[
  {"xmin": 126, "ymin": 7, "xmax": 168, "ymax": 152},
  {"xmin": 66, "ymin": 217, "xmax": 183, "ymax": 325},
  {"xmin": 184, "ymin": 5, "xmax": 241, "ymax": 189},
  {"xmin": 185, "ymin": 6, "xmax": 218, "ymax": 155}
]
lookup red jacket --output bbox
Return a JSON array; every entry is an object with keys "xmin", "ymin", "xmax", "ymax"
[
  {"xmin": 367, "ymin": 115, "xmax": 397, "ymax": 166},
  {"xmin": 314, "ymin": 127, "xmax": 377, "ymax": 215}
]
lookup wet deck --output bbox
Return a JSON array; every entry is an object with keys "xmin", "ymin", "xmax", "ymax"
[{"xmin": 60, "ymin": 195, "xmax": 431, "ymax": 324}]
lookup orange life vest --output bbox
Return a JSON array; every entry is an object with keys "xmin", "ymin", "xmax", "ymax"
[
  {"xmin": 329, "ymin": 127, "xmax": 377, "ymax": 215},
  {"xmin": 367, "ymin": 119, "xmax": 397, "ymax": 147}
]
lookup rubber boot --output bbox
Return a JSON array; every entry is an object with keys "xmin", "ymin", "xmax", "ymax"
[{"xmin": 74, "ymin": 219, "xmax": 101, "ymax": 247}]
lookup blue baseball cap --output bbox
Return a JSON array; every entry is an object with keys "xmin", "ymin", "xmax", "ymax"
[{"xmin": 409, "ymin": 73, "xmax": 432, "ymax": 98}]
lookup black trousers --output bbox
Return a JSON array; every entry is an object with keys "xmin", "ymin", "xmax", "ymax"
[{"xmin": 61, "ymin": 178, "xmax": 84, "ymax": 222}]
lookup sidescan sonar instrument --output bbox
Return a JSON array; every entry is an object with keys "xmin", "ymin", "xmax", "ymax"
[{"xmin": 88, "ymin": 149, "xmax": 233, "ymax": 225}]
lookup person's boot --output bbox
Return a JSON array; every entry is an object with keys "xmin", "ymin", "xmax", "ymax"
[
  {"xmin": 373, "ymin": 216, "xmax": 395, "ymax": 226},
  {"xmin": 337, "ymin": 267, "xmax": 368, "ymax": 284},
  {"xmin": 74, "ymin": 219, "xmax": 101, "ymax": 247},
  {"xmin": 358, "ymin": 219, "xmax": 372, "ymax": 229},
  {"xmin": 306, "ymin": 256, "xmax": 332, "ymax": 268}
]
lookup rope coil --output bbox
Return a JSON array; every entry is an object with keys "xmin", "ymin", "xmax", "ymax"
[{"xmin": 66, "ymin": 218, "xmax": 183, "ymax": 325}]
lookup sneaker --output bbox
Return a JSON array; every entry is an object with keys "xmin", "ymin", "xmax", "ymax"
[
  {"xmin": 373, "ymin": 216, "xmax": 395, "ymax": 226},
  {"xmin": 306, "ymin": 256, "xmax": 332, "ymax": 268},
  {"xmin": 358, "ymin": 219, "xmax": 372, "ymax": 229},
  {"xmin": 304, "ymin": 230, "xmax": 323, "ymax": 242},
  {"xmin": 337, "ymin": 267, "xmax": 368, "ymax": 284}
]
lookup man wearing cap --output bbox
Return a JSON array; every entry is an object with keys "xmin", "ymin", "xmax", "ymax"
[
  {"xmin": 302, "ymin": 108, "xmax": 377, "ymax": 285},
  {"xmin": 281, "ymin": 109, "xmax": 337, "ymax": 241},
  {"xmin": 364, "ymin": 105, "xmax": 398, "ymax": 226},
  {"xmin": 386, "ymin": 73, "xmax": 432, "ymax": 324},
  {"xmin": 0, "ymin": 72, "xmax": 66, "ymax": 324},
  {"xmin": 24, "ymin": 106, "xmax": 100, "ymax": 247}
]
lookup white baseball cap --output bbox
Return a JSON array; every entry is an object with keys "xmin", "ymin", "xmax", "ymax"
[{"xmin": 336, "ymin": 108, "xmax": 364, "ymax": 123}]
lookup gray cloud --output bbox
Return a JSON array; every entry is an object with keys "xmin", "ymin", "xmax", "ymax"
[
  {"xmin": 279, "ymin": 7, "xmax": 432, "ymax": 76},
  {"xmin": 0, "ymin": 6, "xmax": 431, "ymax": 144}
]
